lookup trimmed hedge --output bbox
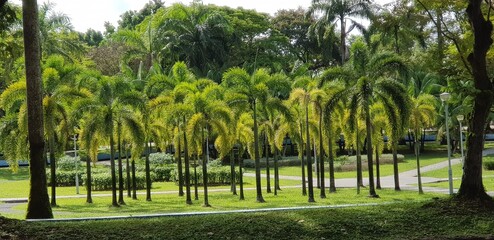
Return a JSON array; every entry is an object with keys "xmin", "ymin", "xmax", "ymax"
[
  {"xmin": 172, "ymin": 166, "xmax": 241, "ymax": 185},
  {"xmin": 90, "ymin": 172, "xmax": 149, "ymax": 191},
  {"xmin": 243, "ymin": 157, "xmax": 300, "ymax": 168},
  {"xmin": 484, "ymin": 161, "xmax": 494, "ymax": 171}
]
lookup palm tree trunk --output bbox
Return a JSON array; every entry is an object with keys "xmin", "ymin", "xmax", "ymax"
[
  {"xmin": 145, "ymin": 140, "xmax": 152, "ymax": 201},
  {"xmin": 319, "ymin": 111, "xmax": 326, "ymax": 198},
  {"xmin": 365, "ymin": 102, "xmax": 378, "ymax": 197},
  {"xmin": 253, "ymin": 101, "xmax": 265, "ymax": 202},
  {"xmin": 300, "ymin": 122, "xmax": 306, "ymax": 196},
  {"xmin": 177, "ymin": 134, "xmax": 184, "ymax": 197},
  {"xmin": 340, "ymin": 17, "xmax": 346, "ymax": 64},
  {"xmin": 230, "ymin": 149, "xmax": 237, "ymax": 195},
  {"xmin": 85, "ymin": 155, "xmax": 92, "ymax": 203},
  {"xmin": 23, "ymin": 0, "xmax": 53, "ymax": 218},
  {"xmin": 238, "ymin": 148, "xmax": 245, "ymax": 200},
  {"xmin": 392, "ymin": 140, "xmax": 401, "ymax": 191},
  {"xmin": 264, "ymin": 135, "xmax": 271, "ymax": 193},
  {"xmin": 117, "ymin": 124, "xmax": 125, "ymax": 205},
  {"xmin": 202, "ymin": 127, "xmax": 210, "ymax": 207},
  {"xmin": 194, "ymin": 154, "xmax": 198, "ymax": 201},
  {"xmin": 314, "ymin": 140, "xmax": 319, "ymax": 189},
  {"xmin": 274, "ymin": 148, "xmax": 279, "ymax": 195},
  {"xmin": 356, "ymin": 120, "xmax": 363, "ymax": 194},
  {"xmin": 305, "ymin": 105, "xmax": 315, "ymax": 202},
  {"xmin": 48, "ymin": 136, "xmax": 57, "ymax": 207},
  {"xmin": 415, "ymin": 134, "xmax": 424, "ymax": 194},
  {"xmin": 375, "ymin": 147, "xmax": 381, "ymax": 190},
  {"xmin": 109, "ymin": 132, "xmax": 119, "ymax": 207},
  {"xmin": 125, "ymin": 143, "xmax": 131, "ymax": 198},
  {"xmin": 131, "ymin": 158, "xmax": 137, "ymax": 200},
  {"xmin": 328, "ymin": 121, "xmax": 336, "ymax": 193},
  {"xmin": 183, "ymin": 116, "xmax": 192, "ymax": 205}
]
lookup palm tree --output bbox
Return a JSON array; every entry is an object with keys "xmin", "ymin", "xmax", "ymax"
[
  {"xmin": 308, "ymin": 0, "xmax": 373, "ymax": 64},
  {"xmin": 22, "ymin": 0, "xmax": 53, "ymax": 219},
  {"xmin": 186, "ymin": 83, "xmax": 231, "ymax": 207},
  {"xmin": 74, "ymin": 77, "xmax": 142, "ymax": 207},
  {"xmin": 409, "ymin": 94, "xmax": 436, "ymax": 194},
  {"xmin": 321, "ymin": 39, "xmax": 410, "ymax": 197},
  {"xmin": 222, "ymin": 68, "xmax": 277, "ymax": 203}
]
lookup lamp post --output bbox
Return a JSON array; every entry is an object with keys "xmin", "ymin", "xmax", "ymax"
[
  {"xmin": 457, "ymin": 115, "xmax": 465, "ymax": 166},
  {"xmin": 72, "ymin": 134, "xmax": 79, "ymax": 194},
  {"xmin": 440, "ymin": 92, "xmax": 453, "ymax": 195}
]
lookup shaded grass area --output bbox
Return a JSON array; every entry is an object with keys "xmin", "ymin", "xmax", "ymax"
[
  {"xmin": 3, "ymin": 187, "xmax": 442, "ymax": 219},
  {"xmin": 1, "ymin": 199, "xmax": 494, "ymax": 240}
]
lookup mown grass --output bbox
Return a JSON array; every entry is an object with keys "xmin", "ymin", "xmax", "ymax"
[{"xmin": 1, "ymin": 198, "xmax": 494, "ymax": 240}]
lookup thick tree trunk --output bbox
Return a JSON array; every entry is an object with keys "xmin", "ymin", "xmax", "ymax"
[
  {"xmin": 457, "ymin": 0, "xmax": 494, "ymax": 201},
  {"xmin": 23, "ymin": 0, "xmax": 53, "ymax": 219},
  {"xmin": 253, "ymin": 101, "xmax": 265, "ymax": 202}
]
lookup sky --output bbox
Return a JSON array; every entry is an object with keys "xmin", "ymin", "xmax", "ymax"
[{"xmin": 11, "ymin": 0, "xmax": 394, "ymax": 32}]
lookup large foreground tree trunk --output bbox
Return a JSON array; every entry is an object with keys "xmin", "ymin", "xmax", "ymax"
[
  {"xmin": 23, "ymin": 0, "xmax": 53, "ymax": 219},
  {"xmin": 457, "ymin": 0, "xmax": 494, "ymax": 201}
]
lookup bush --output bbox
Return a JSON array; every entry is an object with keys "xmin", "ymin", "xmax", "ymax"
[
  {"xmin": 151, "ymin": 165, "xmax": 175, "ymax": 182},
  {"xmin": 47, "ymin": 170, "xmax": 83, "ymax": 187},
  {"xmin": 172, "ymin": 165, "xmax": 241, "ymax": 185},
  {"xmin": 484, "ymin": 161, "xmax": 494, "ymax": 170},
  {"xmin": 149, "ymin": 152, "xmax": 174, "ymax": 165},
  {"xmin": 243, "ymin": 156, "xmax": 300, "ymax": 168},
  {"xmin": 57, "ymin": 156, "xmax": 82, "ymax": 171},
  {"xmin": 89, "ymin": 171, "xmax": 149, "ymax": 191}
]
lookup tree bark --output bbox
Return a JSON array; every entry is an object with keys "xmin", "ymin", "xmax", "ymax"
[
  {"xmin": 24, "ymin": 0, "xmax": 53, "ymax": 219},
  {"xmin": 305, "ymin": 104, "xmax": 315, "ymax": 202},
  {"xmin": 201, "ymin": 127, "xmax": 210, "ymax": 207},
  {"xmin": 183, "ymin": 116, "xmax": 192, "ymax": 205},
  {"xmin": 457, "ymin": 0, "xmax": 494, "ymax": 201},
  {"xmin": 177, "ymin": 131, "xmax": 184, "ymax": 196},
  {"xmin": 109, "ymin": 129, "xmax": 119, "ymax": 207},
  {"xmin": 319, "ymin": 111, "xmax": 326, "ymax": 198},
  {"xmin": 48, "ymin": 136, "xmax": 57, "ymax": 207},
  {"xmin": 253, "ymin": 101, "xmax": 265, "ymax": 202},
  {"xmin": 392, "ymin": 141, "xmax": 400, "ymax": 191},
  {"xmin": 145, "ymin": 140, "xmax": 152, "ymax": 201},
  {"xmin": 86, "ymin": 155, "xmax": 92, "ymax": 203},
  {"xmin": 364, "ymin": 100, "xmax": 378, "ymax": 197},
  {"xmin": 117, "ymin": 124, "xmax": 125, "ymax": 205}
]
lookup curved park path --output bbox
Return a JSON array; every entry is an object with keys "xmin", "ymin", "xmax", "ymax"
[{"xmin": 2, "ymin": 149, "xmax": 494, "ymax": 218}]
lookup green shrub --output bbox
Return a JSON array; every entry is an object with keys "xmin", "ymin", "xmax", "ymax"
[
  {"xmin": 243, "ymin": 156, "xmax": 300, "ymax": 168},
  {"xmin": 47, "ymin": 170, "xmax": 83, "ymax": 187},
  {"xmin": 57, "ymin": 156, "xmax": 82, "ymax": 171},
  {"xmin": 149, "ymin": 152, "xmax": 174, "ymax": 165},
  {"xmin": 89, "ymin": 172, "xmax": 149, "ymax": 191},
  {"xmin": 483, "ymin": 161, "xmax": 494, "ymax": 170},
  {"xmin": 151, "ymin": 165, "xmax": 175, "ymax": 182},
  {"xmin": 172, "ymin": 166, "xmax": 241, "ymax": 185}
]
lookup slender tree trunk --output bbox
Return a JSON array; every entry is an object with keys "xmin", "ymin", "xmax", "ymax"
[
  {"xmin": 314, "ymin": 140, "xmax": 319, "ymax": 189},
  {"xmin": 265, "ymin": 135, "xmax": 271, "ymax": 193},
  {"xmin": 365, "ymin": 102, "xmax": 378, "ymax": 197},
  {"xmin": 230, "ymin": 149, "xmax": 237, "ymax": 195},
  {"xmin": 356, "ymin": 120, "xmax": 363, "ymax": 194},
  {"xmin": 86, "ymin": 156, "xmax": 92, "ymax": 203},
  {"xmin": 328, "ymin": 133, "xmax": 336, "ymax": 193},
  {"xmin": 117, "ymin": 124, "xmax": 125, "ymax": 205},
  {"xmin": 457, "ymin": 0, "xmax": 494, "ymax": 202},
  {"xmin": 109, "ymin": 132, "xmax": 119, "ymax": 207},
  {"xmin": 392, "ymin": 140, "xmax": 401, "ymax": 191},
  {"xmin": 145, "ymin": 140, "xmax": 152, "ymax": 201},
  {"xmin": 253, "ymin": 101, "xmax": 265, "ymax": 202},
  {"xmin": 48, "ymin": 136, "xmax": 57, "ymax": 207},
  {"xmin": 125, "ymin": 143, "xmax": 131, "ymax": 198},
  {"xmin": 306, "ymin": 105, "xmax": 315, "ymax": 202},
  {"xmin": 183, "ymin": 116, "xmax": 192, "ymax": 205},
  {"xmin": 177, "ymin": 132, "xmax": 184, "ymax": 196},
  {"xmin": 300, "ymin": 122, "xmax": 306, "ymax": 196},
  {"xmin": 415, "ymin": 130, "xmax": 424, "ymax": 194},
  {"xmin": 202, "ymin": 127, "xmax": 210, "ymax": 207},
  {"xmin": 274, "ymin": 148, "xmax": 279, "ymax": 195},
  {"xmin": 194, "ymin": 154, "xmax": 198, "ymax": 201},
  {"xmin": 131, "ymin": 159, "xmax": 137, "ymax": 200},
  {"xmin": 340, "ymin": 17, "xmax": 346, "ymax": 64},
  {"xmin": 421, "ymin": 128, "xmax": 426, "ymax": 152},
  {"xmin": 375, "ymin": 147, "xmax": 381, "ymax": 190},
  {"xmin": 238, "ymin": 149, "xmax": 244, "ymax": 200},
  {"xmin": 319, "ymin": 111, "xmax": 326, "ymax": 198}
]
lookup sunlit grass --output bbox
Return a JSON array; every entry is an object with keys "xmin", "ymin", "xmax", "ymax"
[{"xmin": 3, "ymin": 187, "xmax": 442, "ymax": 219}]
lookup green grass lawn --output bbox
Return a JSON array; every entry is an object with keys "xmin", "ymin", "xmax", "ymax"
[
  {"xmin": 2, "ymin": 198, "xmax": 494, "ymax": 240},
  {"xmin": 3, "ymin": 187, "xmax": 442, "ymax": 220}
]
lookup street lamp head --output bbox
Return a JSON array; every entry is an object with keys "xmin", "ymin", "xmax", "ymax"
[
  {"xmin": 457, "ymin": 115, "xmax": 464, "ymax": 121},
  {"xmin": 440, "ymin": 92, "xmax": 451, "ymax": 102}
]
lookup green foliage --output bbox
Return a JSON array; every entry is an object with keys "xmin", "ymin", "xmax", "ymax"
[
  {"xmin": 56, "ymin": 156, "xmax": 82, "ymax": 171},
  {"xmin": 483, "ymin": 160, "xmax": 494, "ymax": 171},
  {"xmin": 172, "ymin": 165, "xmax": 241, "ymax": 185},
  {"xmin": 148, "ymin": 152, "xmax": 174, "ymax": 165}
]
